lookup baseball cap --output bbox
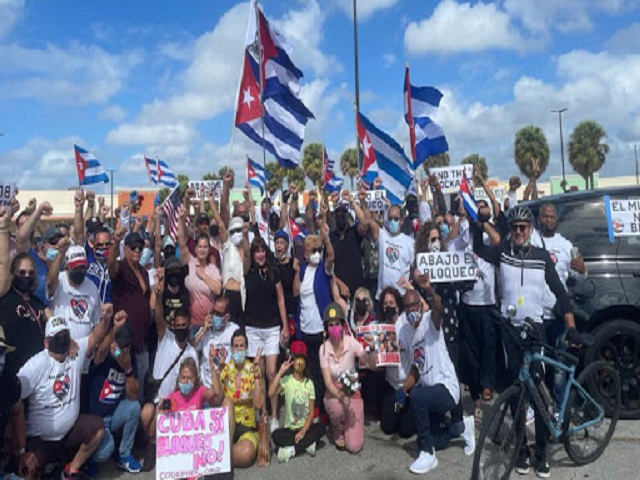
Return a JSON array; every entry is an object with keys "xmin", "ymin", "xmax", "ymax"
[
  {"xmin": 0, "ymin": 325, "xmax": 15, "ymax": 353},
  {"xmin": 323, "ymin": 302, "xmax": 346, "ymax": 323},
  {"xmin": 65, "ymin": 245, "xmax": 88, "ymax": 270},
  {"xmin": 115, "ymin": 324, "xmax": 133, "ymax": 349},
  {"xmin": 196, "ymin": 213, "xmax": 210, "ymax": 225},
  {"xmin": 124, "ymin": 232, "xmax": 144, "ymax": 248},
  {"xmin": 162, "ymin": 235, "xmax": 175, "ymax": 249},
  {"xmin": 85, "ymin": 217, "xmax": 103, "ymax": 234},
  {"xmin": 229, "ymin": 217, "xmax": 244, "ymax": 232},
  {"xmin": 274, "ymin": 229, "xmax": 289, "ymax": 243},
  {"xmin": 43, "ymin": 226, "xmax": 64, "ymax": 244},
  {"xmin": 163, "ymin": 256, "xmax": 183, "ymax": 272},
  {"xmin": 290, "ymin": 340, "xmax": 307, "ymax": 357},
  {"xmin": 45, "ymin": 316, "xmax": 70, "ymax": 338}
]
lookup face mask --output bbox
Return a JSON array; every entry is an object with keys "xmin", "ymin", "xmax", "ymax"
[
  {"xmin": 384, "ymin": 307, "xmax": 397, "ymax": 321},
  {"xmin": 336, "ymin": 216, "xmax": 348, "ymax": 231},
  {"xmin": 0, "ymin": 352, "xmax": 5, "ymax": 376},
  {"xmin": 309, "ymin": 251, "xmax": 322, "ymax": 265},
  {"xmin": 269, "ymin": 216, "xmax": 280, "ymax": 232},
  {"xmin": 429, "ymin": 239, "xmax": 441, "ymax": 253},
  {"xmin": 328, "ymin": 325, "xmax": 343, "ymax": 341},
  {"xmin": 233, "ymin": 350, "xmax": 246, "ymax": 365},
  {"xmin": 140, "ymin": 248, "xmax": 153, "ymax": 266},
  {"xmin": 209, "ymin": 225, "xmax": 220, "ymax": 238},
  {"xmin": 174, "ymin": 328, "xmax": 189, "ymax": 343},
  {"xmin": 68, "ymin": 270, "xmax": 86, "ymax": 285},
  {"xmin": 12, "ymin": 276, "xmax": 34, "ymax": 294},
  {"xmin": 406, "ymin": 311, "xmax": 421, "ymax": 327},
  {"xmin": 294, "ymin": 357, "xmax": 306, "ymax": 373},
  {"xmin": 48, "ymin": 332, "xmax": 71, "ymax": 355},
  {"xmin": 355, "ymin": 299, "xmax": 368, "ymax": 316},
  {"xmin": 163, "ymin": 248, "xmax": 176, "ymax": 259},
  {"xmin": 94, "ymin": 247, "xmax": 108, "ymax": 262},
  {"xmin": 46, "ymin": 248, "xmax": 59, "ymax": 262},
  {"xmin": 406, "ymin": 199, "xmax": 418, "ymax": 214},
  {"xmin": 388, "ymin": 219, "xmax": 400, "ymax": 234},
  {"xmin": 440, "ymin": 224, "xmax": 450, "ymax": 238},
  {"xmin": 212, "ymin": 315, "xmax": 224, "ymax": 330},
  {"xmin": 179, "ymin": 381, "xmax": 194, "ymax": 396},
  {"xmin": 241, "ymin": 214, "xmax": 250, "ymax": 223},
  {"xmin": 167, "ymin": 274, "xmax": 181, "ymax": 288},
  {"xmin": 231, "ymin": 232, "xmax": 243, "ymax": 246}
]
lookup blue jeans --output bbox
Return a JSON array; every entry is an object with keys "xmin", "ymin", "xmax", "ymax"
[
  {"xmin": 544, "ymin": 319, "xmax": 568, "ymax": 411},
  {"xmin": 410, "ymin": 384, "xmax": 457, "ymax": 454},
  {"xmin": 0, "ymin": 472, "xmax": 22, "ymax": 479},
  {"xmin": 93, "ymin": 399, "xmax": 141, "ymax": 462}
]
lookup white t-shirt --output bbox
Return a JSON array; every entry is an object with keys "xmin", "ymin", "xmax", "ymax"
[
  {"xmin": 197, "ymin": 321, "xmax": 240, "ymax": 387},
  {"xmin": 300, "ymin": 265, "xmax": 324, "ymax": 334},
  {"xmin": 18, "ymin": 337, "xmax": 89, "ymax": 441},
  {"xmin": 376, "ymin": 228, "xmax": 415, "ymax": 299},
  {"xmin": 410, "ymin": 311, "xmax": 460, "ymax": 403},
  {"xmin": 385, "ymin": 314, "xmax": 416, "ymax": 390},
  {"xmin": 49, "ymin": 272, "xmax": 101, "ymax": 340},
  {"xmin": 221, "ymin": 239, "xmax": 245, "ymax": 308},
  {"xmin": 153, "ymin": 330, "xmax": 199, "ymax": 401}
]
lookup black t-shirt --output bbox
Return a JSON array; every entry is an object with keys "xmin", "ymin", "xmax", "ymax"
[
  {"xmin": 0, "ymin": 290, "xmax": 47, "ymax": 377},
  {"xmin": 88, "ymin": 354, "xmax": 137, "ymax": 418},
  {"xmin": 330, "ymin": 226, "xmax": 365, "ymax": 295},
  {"xmin": 244, "ymin": 266, "xmax": 282, "ymax": 329},
  {"xmin": 276, "ymin": 258, "xmax": 297, "ymax": 316},
  {"xmin": 163, "ymin": 285, "xmax": 190, "ymax": 329},
  {"xmin": 0, "ymin": 373, "xmax": 20, "ymax": 458}
]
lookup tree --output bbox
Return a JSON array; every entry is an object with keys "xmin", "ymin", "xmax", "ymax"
[
  {"xmin": 421, "ymin": 152, "xmax": 450, "ymax": 174},
  {"xmin": 461, "ymin": 154, "xmax": 489, "ymax": 186},
  {"xmin": 286, "ymin": 166, "xmax": 307, "ymax": 193},
  {"xmin": 302, "ymin": 142, "xmax": 323, "ymax": 188},
  {"xmin": 568, "ymin": 120, "xmax": 609, "ymax": 190},
  {"xmin": 265, "ymin": 162, "xmax": 285, "ymax": 195},
  {"xmin": 340, "ymin": 148, "xmax": 359, "ymax": 189},
  {"xmin": 176, "ymin": 174, "xmax": 190, "ymax": 194},
  {"xmin": 514, "ymin": 125, "xmax": 549, "ymax": 180},
  {"xmin": 218, "ymin": 166, "xmax": 235, "ymax": 188},
  {"xmin": 202, "ymin": 172, "xmax": 217, "ymax": 180}
]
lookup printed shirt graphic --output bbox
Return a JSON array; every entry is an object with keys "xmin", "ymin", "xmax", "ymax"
[
  {"xmin": 220, "ymin": 359, "xmax": 256, "ymax": 428},
  {"xmin": 49, "ymin": 272, "xmax": 100, "ymax": 340},
  {"xmin": 376, "ymin": 228, "xmax": 414, "ymax": 298},
  {"xmin": 197, "ymin": 322, "xmax": 240, "ymax": 387},
  {"xmin": 280, "ymin": 375, "xmax": 315, "ymax": 430}
]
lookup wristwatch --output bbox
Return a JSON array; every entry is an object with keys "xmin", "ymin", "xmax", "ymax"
[{"xmin": 125, "ymin": 369, "xmax": 134, "ymax": 377}]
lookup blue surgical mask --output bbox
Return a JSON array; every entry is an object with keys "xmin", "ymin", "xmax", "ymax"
[
  {"xmin": 178, "ymin": 381, "xmax": 194, "ymax": 395},
  {"xmin": 233, "ymin": 351, "xmax": 246, "ymax": 365},
  {"xmin": 440, "ymin": 224, "xmax": 450, "ymax": 238},
  {"xmin": 46, "ymin": 248, "xmax": 59, "ymax": 262},
  {"xmin": 406, "ymin": 311, "xmax": 421, "ymax": 327},
  {"xmin": 212, "ymin": 315, "xmax": 224, "ymax": 330},
  {"xmin": 388, "ymin": 219, "xmax": 400, "ymax": 234}
]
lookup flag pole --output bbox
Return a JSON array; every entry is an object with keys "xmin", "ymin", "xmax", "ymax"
[
  {"xmin": 405, "ymin": 63, "xmax": 417, "ymax": 185},
  {"xmin": 353, "ymin": 0, "xmax": 361, "ymax": 173}
]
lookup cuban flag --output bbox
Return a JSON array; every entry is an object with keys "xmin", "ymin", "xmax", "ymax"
[
  {"xmin": 322, "ymin": 146, "xmax": 344, "ymax": 193},
  {"xmin": 74, "ymin": 145, "xmax": 109, "ymax": 186},
  {"xmin": 247, "ymin": 156, "xmax": 267, "ymax": 196},
  {"xmin": 404, "ymin": 66, "xmax": 449, "ymax": 168},
  {"xmin": 144, "ymin": 156, "xmax": 178, "ymax": 188},
  {"xmin": 460, "ymin": 171, "xmax": 478, "ymax": 221},
  {"xmin": 356, "ymin": 111, "xmax": 414, "ymax": 205}
]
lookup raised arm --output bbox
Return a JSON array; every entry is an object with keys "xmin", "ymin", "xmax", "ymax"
[
  {"xmin": 209, "ymin": 189, "xmax": 227, "ymax": 244},
  {"xmin": 268, "ymin": 358, "xmax": 292, "ymax": 398},
  {"xmin": 108, "ymin": 227, "xmax": 127, "ymax": 279},
  {"xmin": 416, "ymin": 273, "xmax": 443, "ymax": 330},
  {"xmin": 177, "ymin": 205, "xmax": 190, "ymax": 266},
  {"xmin": 16, "ymin": 201, "xmax": 53, "ymax": 254},
  {"xmin": 320, "ymin": 222, "xmax": 334, "ymax": 274},
  {"xmin": 87, "ymin": 304, "xmax": 117, "ymax": 355},
  {"xmin": 471, "ymin": 221, "xmax": 501, "ymax": 267},
  {"xmin": 289, "ymin": 184, "xmax": 300, "ymax": 220},
  {"xmin": 73, "ymin": 188, "xmax": 86, "ymax": 246},
  {"xmin": 220, "ymin": 170, "xmax": 234, "ymax": 228},
  {"xmin": 84, "ymin": 190, "xmax": 96, "ymax": 220},
  {"xmin": 0, "ymin": 207, "xmax": 11, "ymax": 297},
  {"xmin": 476, "ymin": 171, "xmax": 501, "ymax": 220},
  {"xmin": 153, "ymin": 268, "xmax": 167, "ymax": 339},
  {"xmin": 46, "ymin": 237, "xmax": 70, "ymax": 298},
  {"xmin": 152, "ymin": 206, "xmax": 163, "ymax": 268}
]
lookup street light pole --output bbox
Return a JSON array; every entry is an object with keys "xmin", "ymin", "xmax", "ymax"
[
  {"xmin": 107, "ymin": 169, "xmax": 115, "ymax": 229},
  {"xmin": 353, "ymin": 0, "xmax": 361, "ymax": 173},
  {"xmin": 551, "ymin": 108, "xmax": 568, "ymax": 192},
  {"xmin": 635, "ymin": 145, "xmax": 639, "ymax": 186}
]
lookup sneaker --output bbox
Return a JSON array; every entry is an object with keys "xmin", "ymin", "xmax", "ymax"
[
  {"xmin": 515, "ymin": 447, "xmax": 530, "ymax": 475},
  {"xmin": 277, "ymin": 446, "xmax": 295, "ymax": 463},
  {"xmin": 61, "ymin": 464, "xmax": 78, "ymax": 480},
  {"xmin": 462, "ymin": 415, "xmax": 476, "ymax": 456},
  {"xmin": 409, "ymin": 450, "xmax": 438, "ymax": 474},
  {"xmin": 526, "ymin": 406, "xmax": 535, "ymax": 426},
  {"xmin": 118, "ymin": 455, "xmax": 142, "ymax": 474},
  {"xmin": 269, "ymin": 417, "xmax": 280, "ymax": 434},
  {"xmin": 534, "ymin": 454, "xmax": 550, "ymax": 478},
  {"xmin": 305, "ymin": 442, "xmax": 317, "ymax": 457},
  {"xmin": 141, "ymin": 443, "xmax": 156, "ymax": 472},
  {"xmin": 82, "ymin": 458, "xmax": 99, "ymax": 478}
]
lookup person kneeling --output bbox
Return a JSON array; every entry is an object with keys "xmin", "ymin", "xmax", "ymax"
[{"xmin": 269, "ymin": 341, "xmax": 326, "ymax": 463}]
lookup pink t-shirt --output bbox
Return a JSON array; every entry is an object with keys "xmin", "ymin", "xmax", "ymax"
[
  {"xmin": 167, "ymin": 385, "xmax": 207, "ymax": 411},
  {"xmin": 185, "ymin": 255, "xmax": 220, "ymax": 327},
  {"xmin": 320, "ymin": 335, "xmax": 365, "ymax": 382}
]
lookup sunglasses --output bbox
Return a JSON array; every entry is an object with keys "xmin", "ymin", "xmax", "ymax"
[
  {"xmin": 94, "ymin": 242, "xmax": 111, "ymax": 248},
  {"xmin": 229, "ymin": 229, "xmax": 242, "ymax": 235},
  {"xmin": 511, "ymin": 224, "xmax": 529, "ymax": 233},
  {"xmin": 388, "ymin": 216, "xmax": 401, "ymax": 221},
  {"xmin": 429, "ymin": 237, "xmax": 439, "ymax": 243},
  {"xmin": 311, "ymin": 247, "xmax": 323, "ymax": 254},
  {"xmin": 128, "ymin": 244, "xmax": 144, "ymax": 252},
  {"xmin": 404, "ymin": 301, "xmax": 420, "ymax": 310},
  {"xmin": 212, "ymin": 311, "xmax": 226, "ymax": 317},
  {"xmin": 17, "ymin": 269, "xmax": 36, "ymax": 277}
]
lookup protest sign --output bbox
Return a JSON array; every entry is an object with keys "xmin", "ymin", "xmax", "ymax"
[
  {"xmin": 473, "ymin": 186, "xmax": 506, "ymax": 206},
  {"xmin": 355, "ymin": 324, "xmax": 400, "ymax": 367},
  {"xmin": 605, "ymin": 195, "xmax": 640, "ymax": 243},
  {"xmin": 429, "ymin": 165, "xmax": 473, "ymax": 192},
  {"xmin": 364, "ymin": 189, "xmax": 386, "ymax": 211},
  {"xmin": 416, "ymin": 251, "xmax": 477, "ymax": 283},
  {"xmin": 156, "ymin": 407, "xmax": 231, "ymax": 479},
  {"xmin": 188, "ymin": 180, "xmax": 223, "ymax": 202},
  {"xmin": 0, "ymin": 182, "xmax": 16, "ymax": 207}
]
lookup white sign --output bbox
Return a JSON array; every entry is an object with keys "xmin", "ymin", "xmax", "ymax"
[
  {"xmin": 156, "ymin": 408, "xmax": 231, "ymax": 479},
  {"xmin": 416, "ymin": 251, "xmax": 477, "ymax": 283},
  {"xmin": 0, "ymin": 182, "xmax": 16, "ymax": 207},
  {"xmin": 355, "ymin": 324, "xmax": 400, "ymax": 367},
  {"xmin": 188, "ymin": 180, "xmax": 223, "ymax": 202},
  {"xmin": 607, "ymin": 198, "xmax": 640, "ymax": 238},
  {"xmin": 429, "ymin": 165, "xmax": 474, "ymax": 192},
  {"xmin": 365, "ymin": 189, "xmax": 386, "ymax": 211},
  {"xmin": 473, "ymin": 187, "xmax": 506, "ymax": 206}
]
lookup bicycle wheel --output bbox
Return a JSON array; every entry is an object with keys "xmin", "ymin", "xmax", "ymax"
[
  {"xmin": 563, "ymin": 361, "xmax": 621, "ymax": 465},
  {"xmin": 472, "ymin": 384, "xmax": 526, "ymax": 480}
]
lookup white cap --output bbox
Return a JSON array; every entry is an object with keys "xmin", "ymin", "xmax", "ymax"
[
  {"xmin": 229, "ymin": 217, "xmax": 244, "ymax": 231},
  {"xmin": 45, "ymin": 316, "xmax": 70, "ymax": 338},
  {"xmin": 65, "ymin": 245, "xmax": 88, "ymax": 270}
]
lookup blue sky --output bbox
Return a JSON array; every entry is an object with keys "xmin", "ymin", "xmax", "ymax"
[{"xmin": 2, "ymin": 0, "xmax": 640, "ymax": 193}]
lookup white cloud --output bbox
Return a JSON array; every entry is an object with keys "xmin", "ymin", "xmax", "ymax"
[
  {"xmin": 333, "ymin": 0, "xmax": 399, "ymax": 20},
  {"xmin": 98, "ymin": 105, "xmax": 127, "ymax": 122},
  {"xmin": 606, "ymin": 22, "xmax": 640, "ymax": 53},
  {"xmin": 382, "ymin": 53, "xmax": 396, "ymax": 68},
  {"xmin": 0, "ymin": 0, "xmax": 24, "ymax": 39},
  {"xmin": 404, "ymin": 1, "xmax": 527, "ymax": 55}
]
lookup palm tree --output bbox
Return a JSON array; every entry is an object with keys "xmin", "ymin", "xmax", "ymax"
[
  {"xmin": 202, "ymin": 172, "xmax": 217, "ymax": 180},
  {"xmin": 265, "ymin": 162, "xmax": 285, "ymax": 196},
  {"xmin": 340, "ymin": 148, "xmax": 359, "ymax": 189},
  {"xmin": 568, "ymin": 120, "xmax": 609, "ymax": 190},
  {"xmin": 461, "ymin": 154, "xmax": 489, "ymax": 186},
  {"xmin": 302, "ymin": 142, "xmax": 324, "ymax": 188},
  {"xmin": 514, "ymin": 125, "xmax": 550, "ymax": 180},
  {"xmin": 218, "ymin": 166, "xmax": 235, "ymax": 188},
  {"xmin": 421, "ymin": 152, "xmax": 450, "ymax": 174},
  {"xmin": 176, "ymin": 174, "xmax": 190, "ymax": 194}
]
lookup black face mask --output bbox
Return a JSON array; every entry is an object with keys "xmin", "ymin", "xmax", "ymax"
[
  {"xmin": 48, "ymin": 331, "xmax": 71, "ymax": 355},
  {"xmin": 174, "ymin": 328, "xmax": 189, "ymax": 343},
  {"xmin": 209, "ymin": 225, "xmax": 220, "ymax": 238},
  {"xmin": 69, "ymin": 270, "xmax": 86, "ymax": 285},
  {"xmin": 241, "ymin": 214, "xmax": 250, "ymax": 223},
  {"xmin": 269, "ymin": 215, "xmax": 280, "ymax": 232},
  {"xmin": 383, "ymin": 307, "xmax": 397, "ymax": 321},
  {"xmin": 355, "ymin": 299, "xmax": 368, "ymax": 316},
  {"xmin": 336, "ymin": 216, "xmax": 348, "ymax": 231},
  {"xmin": 406, "ymin": 200, "xmax": 418, "ymax": 214},
  {"xmin": 167, "ymin": 274, "xmax": 181, "ymax": 288},
  {"xmin": 13, "ymin": 276, "xmax": 34, "ymax": 294},
  {"xmin": 477, "ymin": 210, "xmax": 492, "ymax": 223}
]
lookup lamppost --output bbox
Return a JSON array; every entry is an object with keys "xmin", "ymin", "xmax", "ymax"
[
  {"xmin": 635, "ymin": 145, "xmax": 639, "ymax": 186},
  {"xmin": 552, "ymin": 108, "xmax": 568, "ymax": 192}
]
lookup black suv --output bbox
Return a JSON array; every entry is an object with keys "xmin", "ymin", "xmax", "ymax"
[{"xmin": 523, "ymin": 186, "xmax": 640, "ymax": 418}]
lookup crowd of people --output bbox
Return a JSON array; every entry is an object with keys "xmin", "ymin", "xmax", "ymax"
[{"xmin": 0, "ymin": 169, "xmax": 586, "ymax": 478}]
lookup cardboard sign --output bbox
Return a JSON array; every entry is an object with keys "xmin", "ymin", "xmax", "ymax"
[
  {"xmin": 156, "ymin": 408, "xmax": 231, "ymax": 479},
  {"xmin": 364, "ymin": 189, "xmax": 387, "ymax": 212},
  {"xmin": 355, "ymin": 324, "xmax": 400, "ymax": 367},
  {"xmin": 605, "ymin": 195, "xmax": 640, "ymax": 242},
  {"xmin": 473, "ymin": 187, "xmax": 506, "ymax": 206},
  {"xmin": 188, "ymin": 180, "xmax": 222, "ymax": 202},
  {"xmin": 0, "ymin": 182, "xmax": 16, "ymax": 207},
  {"xmin": 429, "ymin": 165, "xmax": 473, "ymax": 192},
  {"xmin": 416, "ymin": 252, "xmax": 477, "ymax": 283}
]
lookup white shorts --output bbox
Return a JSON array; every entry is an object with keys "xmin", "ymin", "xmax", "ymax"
[{"xmin": 246, "ymin": 326, "xmax": 281, "ymax": 357}]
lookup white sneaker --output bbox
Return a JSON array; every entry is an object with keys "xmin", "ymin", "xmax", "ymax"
[
  {"xmin": 269, "ymin": 417, "xmax": 280, "ymax": 434},
  {"xmin": 305, "ymin": 442, "xmax": 316, "ymax": 457},
  {"xmin": 409, "ymin": 450, "xmax": 438, "ymax": 474},
  {"xmin": 277, "ymin": 446, "xmax": 295, "ymax": 463},
  {"xmin": 462, "ymin": 415, "xmax": 476, "ymax": 456}
]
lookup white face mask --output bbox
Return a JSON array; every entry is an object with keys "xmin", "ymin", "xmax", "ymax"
[
  {"xmin": 309, "ymin": 251, "xmax": 322, "ymax": 265},
  {"xmin": 231, "ymin": 232, "xmax": 243, "ymax": 246},
  {"xmin": 429, "ymin": 239, "xmax": 441, "ymax": 253}
]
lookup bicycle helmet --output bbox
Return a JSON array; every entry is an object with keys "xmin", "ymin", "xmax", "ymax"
[{"xmin": 507, "ymin": 205, "xmax": 534, "ymax": 225}]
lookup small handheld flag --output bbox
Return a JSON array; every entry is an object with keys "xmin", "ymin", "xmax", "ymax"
[
  {"xmin": 460, "ymin": 171, "xmax": 478, "ymax": 221},
  {"xmin": 247, "ymin": 157, "xmax": 267, "ymax": 196}
]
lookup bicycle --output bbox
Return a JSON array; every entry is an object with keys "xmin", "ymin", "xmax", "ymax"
[{"xmin": 471, "ymin": 307, "xmax": 621, "ymax": 480}]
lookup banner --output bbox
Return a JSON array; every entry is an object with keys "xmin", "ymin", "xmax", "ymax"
[
  {"xmin": 188, "ymin": 180, "xmax": 223, "ymax": 203},
  {"xmin": 605, "ymin": 195, "xmax": 640, "ymax": 243},
  {"xmin": 364, "ymin": 189, "xmax": 386, "ymax": 212},
  {"xmin": 355, "ymin": 324, "xmax": 400, "ymax": 367},
  {"xmin": 429, "ymin": 165, "xmax": 473, "ymax": 192},
  {"xmin": 0, "ymin": 182, "xmax": 16, "ymax": 207},
  {"xmin": 473, "ymin": 186, "xmax": 505, "ymax": 206},
  {"xmin": 156, "ymin": 408, "xmax": 231, "ymax": 479},
  {"xmin": 416, "ymin": 251, "xmax": 477, "ymax": 283}
]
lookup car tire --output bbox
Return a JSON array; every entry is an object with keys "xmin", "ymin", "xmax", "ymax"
[{"xmin": 585, "ymin": 319, "xmax": 640, "ymax": 419}]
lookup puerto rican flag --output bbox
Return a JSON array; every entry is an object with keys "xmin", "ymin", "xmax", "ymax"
[
  {"xmin": 74, "ymin": 145, "xmax": 109, "ymax": 186},
  {"xmin": 460, "ymin": 171, "xmax": 478, "ymax": 221}
]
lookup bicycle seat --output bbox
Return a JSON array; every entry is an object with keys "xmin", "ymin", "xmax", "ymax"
[{"xmin": 555, "ymin": 349, "xmax": 579, "ymax": 366}]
